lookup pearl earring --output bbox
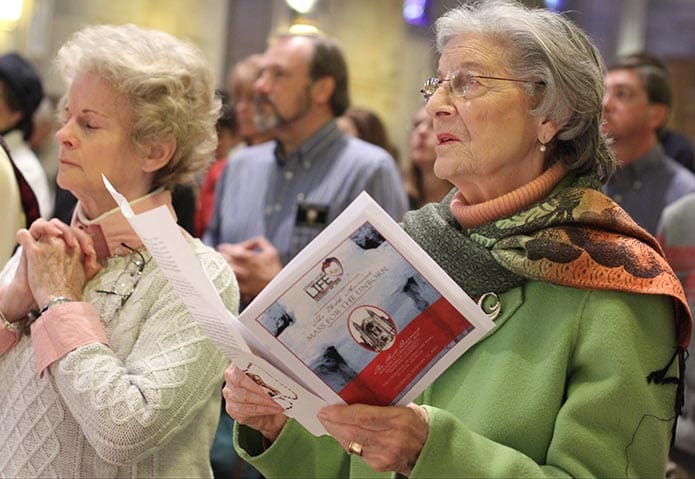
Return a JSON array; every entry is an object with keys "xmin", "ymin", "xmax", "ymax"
[{"xmin": 539, "ymin": 143, "xmax": 547, "ymax": 152}]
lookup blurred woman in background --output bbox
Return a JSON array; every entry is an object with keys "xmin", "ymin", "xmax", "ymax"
[
  {"xmin": 337, "ymin": 107, "xmax": 400, "ymax": 167},
  {"xmin": 403, "ymin": 106, "xmax": 452, "ymax": 209}
]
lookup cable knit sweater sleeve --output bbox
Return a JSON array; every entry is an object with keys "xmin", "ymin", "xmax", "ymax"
[{"xmin": 49, "ymin": 239, "xmax": 239, "ymax": 466}]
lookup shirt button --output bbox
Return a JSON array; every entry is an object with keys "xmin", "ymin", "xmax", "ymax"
[
  {"xmin": 297, "ymin": 193, "xmax": 305, "ymax": 202},
  {"xmin": 275, "ymin": 204, "xmax": 282, "ymax": 212},
  {"xmin": 632, "ymin": 180, "xmax": 642, "ymax": 190},
  {"xmin": 284, "ymin": 171, "xmax": 293, "ymax": 180}
]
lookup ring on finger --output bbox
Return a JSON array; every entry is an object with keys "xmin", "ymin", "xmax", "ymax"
[{"xmin": 347, "ymin": 441, "xmax": 363, "ymax": 456}]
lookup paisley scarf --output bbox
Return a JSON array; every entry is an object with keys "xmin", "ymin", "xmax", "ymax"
[{"xmin": 402, "ymin": 171, "xmax": 692, "ymax": 350}]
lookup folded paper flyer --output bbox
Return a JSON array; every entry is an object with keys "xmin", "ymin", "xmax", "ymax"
[{"xmin": 104, "ymin": 175, "xmax": 494, "ymax": 436}]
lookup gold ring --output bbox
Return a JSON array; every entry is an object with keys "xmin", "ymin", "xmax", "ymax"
[{"xmin": 347, "ymin": 441, "xmax": 363, "ymax": 456}]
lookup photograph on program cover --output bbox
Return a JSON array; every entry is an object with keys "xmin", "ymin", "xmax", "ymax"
[{"xmin": 256, "ymin": 222, "xmax": 475, "ymax": 406}]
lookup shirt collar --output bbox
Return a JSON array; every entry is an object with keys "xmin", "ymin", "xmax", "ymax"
[
  {"xmin": 273, "ymin": 119, "xmax": 343, "ymax": 167},
  {"xmin": 71, "ymin": 188, "xmax": 176, "ymax": 259},
  {"xmin": 619, "ymin": 144, "xmax": 664, "ymax": 177}
]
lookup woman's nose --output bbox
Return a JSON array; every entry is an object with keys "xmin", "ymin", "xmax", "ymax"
[
  {"xmin": 55, "ymin": 121, "xmax": 77, "ymax": 148},
  {"xmin": 425, "ymin": 87, "xmax": 455, "ymax": 118}
]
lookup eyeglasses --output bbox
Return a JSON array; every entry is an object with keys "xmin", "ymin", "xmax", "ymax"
[
  {"xmin": 96, "ymin": 243, "xmax": 148, "ymax": 307},
  {"xmin": 420, "ymin": 69, "xmax": 543, "ymax": 101}
]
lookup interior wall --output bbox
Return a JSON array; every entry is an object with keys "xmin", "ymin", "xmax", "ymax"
[
  {"xmin": 1, "ymin": 0, "xmax": 230, "ymax": 97},
  {"xmin": 1, "ymin": 0, "xmax": 694, "ymax": 157},
  {"xmin": 227, "ymin": 0, "xmax": 695, "ymax": 156}
]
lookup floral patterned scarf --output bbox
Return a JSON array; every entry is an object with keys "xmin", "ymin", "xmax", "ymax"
[{"xmin": 402, "ymin": 172, "xmax": 692, "ymax": 350}]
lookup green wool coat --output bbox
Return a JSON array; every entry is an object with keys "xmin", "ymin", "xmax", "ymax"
[{"xmin": 234, "ymin": 279, "xmax": 678, "ymax": 478}]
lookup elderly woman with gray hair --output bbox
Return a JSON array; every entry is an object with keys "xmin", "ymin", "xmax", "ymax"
[
  {"xmin": 223, "ymin": 1, "xmax": 691, "ymax": 477},
  {"xmin": 0, "ymin": 24, "xmax": 238, "ymax": 477}
]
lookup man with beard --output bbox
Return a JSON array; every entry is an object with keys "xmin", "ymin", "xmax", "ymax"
[
  {"xmin": 601, "ymin": 52, "xmax": 695, "ymax": 235},
  {"xmin": 204, "ymin": 33, "xmax": 407, "ymax": 308},
  {"xmin": 204, "ymin": 33, "xmax": 407, "ymax": 479}
]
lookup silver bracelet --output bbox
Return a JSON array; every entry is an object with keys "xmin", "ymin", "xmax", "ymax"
[
  {"xmin": 40, "ymin": 296, "xmax": 75, "ymax": 315},
  {"xmin": 24, "ymin": 296, "xmax": 76, "ymax": 331},
  {"xmin": 0, "ymin": 308, "xmax": 26, "ymax": 334}
]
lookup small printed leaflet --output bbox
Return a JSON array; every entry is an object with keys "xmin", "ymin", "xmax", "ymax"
[{"xmin": 104, "ymin": 175, "xmax": 494, "ymax": 436}]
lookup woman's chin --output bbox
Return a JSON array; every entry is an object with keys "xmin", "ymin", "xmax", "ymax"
[{"xmin": 432, "ymin": 159, "xmax": 456, "ymax": 182}]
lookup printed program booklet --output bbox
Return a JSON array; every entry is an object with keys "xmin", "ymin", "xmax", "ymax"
[{"xmin": 104, "ymin": 177, "xmax": 494, "ymax": 436}]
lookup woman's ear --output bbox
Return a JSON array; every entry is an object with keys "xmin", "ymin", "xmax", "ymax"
[
  {"xmin": 142, "ymin": 135, "xmax": 177, "ymax": 173},
  {"xmin": 537, "ymin": 117, "xmax": 562, "ymax": 145}
]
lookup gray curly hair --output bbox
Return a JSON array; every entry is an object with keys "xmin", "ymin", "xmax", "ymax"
[
  {"xmin": 55, "ymin": 23, "xmax": 220, "ymax": 189},
  {"xmin": 435, "ymin": 0, "xmax": 615, "ymax": 180}
]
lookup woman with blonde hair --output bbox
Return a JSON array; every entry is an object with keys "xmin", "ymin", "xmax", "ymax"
[{"xmin": 0, "ymin": 24, "xmax": 238, "ymax": 477}]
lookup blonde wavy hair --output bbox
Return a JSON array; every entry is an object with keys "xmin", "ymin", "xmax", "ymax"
[{"xmin": 55, "ymin": 23, "xmax": 220, "ymax": 189}]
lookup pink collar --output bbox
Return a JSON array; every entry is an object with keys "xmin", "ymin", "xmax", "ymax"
[{"xmin": 71, "ymin": 189, "xmax": 176, "ymax": 259}]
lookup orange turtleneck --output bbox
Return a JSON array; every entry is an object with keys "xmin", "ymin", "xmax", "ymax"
[{"xmin": 450, "ymin": 162, "xmax": 568, "ymax": 228}]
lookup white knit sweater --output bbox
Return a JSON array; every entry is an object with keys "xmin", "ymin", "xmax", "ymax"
[{"xmin": 0, "ymin": 238, "xmax": 238, "ymax": 478}]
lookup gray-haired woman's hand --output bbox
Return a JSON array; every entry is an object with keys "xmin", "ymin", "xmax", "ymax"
[
  {"xmin": 318, "ymin": 402, "xmax": 429, "ymax": 476},
  {"xmin": 223, "ymin": 364, "xmax": 289, "ymax": 443}
]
